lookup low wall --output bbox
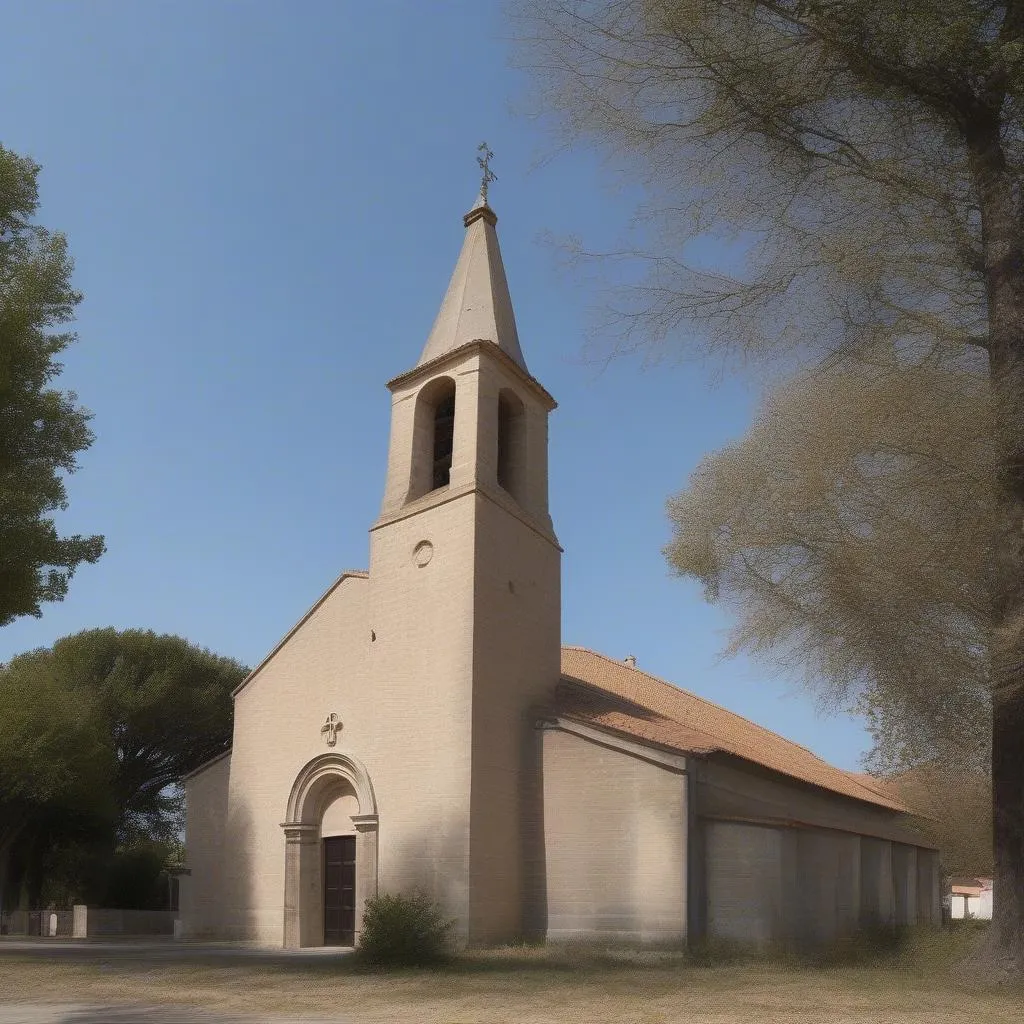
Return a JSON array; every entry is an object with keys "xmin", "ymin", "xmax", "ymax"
[
  {"xmin": 2, "ymin": 907, "xmax": 177, "ymax": 938},
  {"xmin": 73, "ymin": 907, "xmax": 176, "ymax": 937},
  {"xmin": 1, "ymin": 910, "xmax": 73, "ymax": 937}
]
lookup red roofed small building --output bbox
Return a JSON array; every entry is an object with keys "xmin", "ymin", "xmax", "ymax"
[
  {"xmin": 180, "ymin": 190, "xmax": 941, "ymax": 951},
  {"xmin": 950, "ymin": 877, "xmax": 993, "ymax": 920}
]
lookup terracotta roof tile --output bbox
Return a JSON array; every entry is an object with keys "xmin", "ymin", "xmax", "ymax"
[
  {"xmin": 556, "ymin": 647, "xmax": 909, "ymax": 813},
  {"xmin": 951, "ymin": 884, "xmax": 983, "ymax": 896}
]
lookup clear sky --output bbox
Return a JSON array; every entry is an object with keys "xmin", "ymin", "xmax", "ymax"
[{"xmin": 0, "ymin": 1, "xmax": 873, "ymax": 770}]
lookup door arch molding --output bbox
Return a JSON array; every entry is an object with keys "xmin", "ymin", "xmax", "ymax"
[{"xmin": 281, "ymin": 750, "xmax": 379, "ymax": 948}]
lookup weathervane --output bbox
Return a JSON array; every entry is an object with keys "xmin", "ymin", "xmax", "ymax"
[{"xmin": 477, "ymin": 141, "xmax": 497, "ymax": 203}]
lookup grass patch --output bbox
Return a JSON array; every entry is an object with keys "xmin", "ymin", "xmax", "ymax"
[{"xmin": 0, "ymin": 926, "xmax": 1020, "ymax": 1022}]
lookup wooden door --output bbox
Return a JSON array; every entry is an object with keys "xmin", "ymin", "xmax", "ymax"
[{"xmin": 323, "ymin": 835, "xmax": 356, "ymax": 946}]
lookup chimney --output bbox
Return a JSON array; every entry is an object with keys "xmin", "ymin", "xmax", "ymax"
[{"xmin": 624, "ymin": 655, "xmax": 637, "ymax": 668}]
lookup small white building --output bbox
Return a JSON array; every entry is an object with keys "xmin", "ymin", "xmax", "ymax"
[{"xmin": 950, "ymin": 877, "xmax": 993, "ymax": 920}]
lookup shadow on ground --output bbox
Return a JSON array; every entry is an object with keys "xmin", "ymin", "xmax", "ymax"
[{"xmin": 58, "ymin": 1010, "xmax": 250, "ymax": 1024}]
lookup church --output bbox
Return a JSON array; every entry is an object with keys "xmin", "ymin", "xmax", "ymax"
[{"xmin": 180, "ymin": 185, "xmax": 941, "ymax": 950}]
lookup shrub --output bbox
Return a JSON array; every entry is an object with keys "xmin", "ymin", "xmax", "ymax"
[{"xmin": 356, "ymin": 890, "xmax": 455, "ymax": 967}]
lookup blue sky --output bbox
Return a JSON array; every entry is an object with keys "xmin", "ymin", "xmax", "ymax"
[{"xmin": 0, "ymin": 1, "xmax": 874, "ymax": 770}]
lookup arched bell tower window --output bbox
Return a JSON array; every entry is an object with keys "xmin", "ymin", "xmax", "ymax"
[
  {"xmin": 432, "ymin": 392, "xmax": 455, "ymax": 489},
  {"xmin": 497, "ymin": 388, "xmax": 526, "ymax": 502},
  {"xmin": 407, "ymin": 375, "xmax": 456, "ymax": 503}
]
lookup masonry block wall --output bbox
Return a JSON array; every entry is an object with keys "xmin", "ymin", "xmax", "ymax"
[
  {"xmin": 705, "ymin": 821, "xmax": 785, "ymax": 948},
  {"xmin": 221, "ymin": 574, "xmax": 371, "ymax": 945},
  {"xmin": 180, "ymin": 753, "xmax": 231, "ymax": 939},
  {"xmin": 694, "ymin": 758, "xmax": 940, "ymax": 948},
  {"xmin": 542, "ymin": 728, "xmax": 687, "ymax": 942},
  {"xmin": 860, "ymin": 836, "xmax": 896, "ymax": 928}
]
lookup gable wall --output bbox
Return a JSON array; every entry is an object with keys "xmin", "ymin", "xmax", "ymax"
[{"xmin": 220, "ymin": 574, "xmax": 371, "ymax": 944}]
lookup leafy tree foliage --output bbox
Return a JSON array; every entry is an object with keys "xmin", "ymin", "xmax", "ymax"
[
  {"xmin": 0, "ymin": 653, "xmax": 115, "ymax": 912},
  {"xmin": 0, "ymin": 628, "xmax": 247, "ymax": 911},
  {"xmin": 40, "ymin": 629, "xmax": 247, "ymax": 843},
  {"xmin": 515, "ymin": 1, "xmax": 1024, "ymax": 965},
  {"xmin": 0, "ymin": 143, "xmax": 104, "ymax": 626},
  {"xmin": 665, "ymin": 348, "xmax": 994, "ymax": 777},
  {"xmin": 882, "ymin": 763, "xmax": 994, "ymax": 879}
]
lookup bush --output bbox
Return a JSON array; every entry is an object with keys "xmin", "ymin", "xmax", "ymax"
[{"xmin": 356, "ymin": 890, "xmax": 455, "ymax": 967}]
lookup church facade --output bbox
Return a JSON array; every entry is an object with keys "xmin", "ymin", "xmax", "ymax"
[{"xmin": 180, "ymin": 192, "xmax": 940, "ymax": 950}]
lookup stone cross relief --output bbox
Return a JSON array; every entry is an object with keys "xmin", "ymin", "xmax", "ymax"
[{"xmin": 321, "ymin": 712, "xmax": 342, "ymax": 746}]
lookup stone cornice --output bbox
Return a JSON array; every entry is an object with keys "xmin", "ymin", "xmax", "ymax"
[{"xmin": 386, "ymin": 340, "xmax": 556, "ymax": 410}]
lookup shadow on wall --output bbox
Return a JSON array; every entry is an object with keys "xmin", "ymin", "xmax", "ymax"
[
  {"xmin": 224, "ymin": 802, "xmax": 256, "ymax": 942},
  {"xmin": 185, "ymin": 801, "xmax": 255, "ymax": 942},
  {"xmin": 383, "ymin": 721, "xmax": 548, "ymax": 950},
  {"xmin": 386, "ymin": 821, "xmax": 473, "ymax": 945},
  {"xmin": 521, "ymin": 717, "xmax": 547, "ymax": 943}
]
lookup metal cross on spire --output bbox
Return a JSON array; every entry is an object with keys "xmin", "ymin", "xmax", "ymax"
[{"xmin": 477, "ymin": 141, "xmax": 497, "ymax": 203}]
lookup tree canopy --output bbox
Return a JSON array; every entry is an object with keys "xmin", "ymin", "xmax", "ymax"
[
  {"xmin": 42, "ymin": 629, "xmax": 248, "ymax": 842},
  {"xmin": 665, "ymin": 346, "xmax": 994, "ymax": 777},
  {"xmin": 0, "ymin": 628, "xmax": 248, "ymax": 911},
  {"xmin": 886, "ymin": 763, "xmax": 994, "ymax": 879},
  {"xmin": 0, "ymin": 142, "xmax": 104, "ymax": 627}
]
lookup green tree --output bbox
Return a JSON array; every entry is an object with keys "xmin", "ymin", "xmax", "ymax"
[
  {"xmin": 0, "ymin": 649, "xmax": 115, "ymax": 914},
  {"xmin": 516, "ymin": 1, "xmax": 1024, "ymax": 965},
  {"xmin": 0, "ymin": 629, "xmax": 248, "ymax": 911},
  {"xmin": 41, "ymin": 628, "xmax": 248, "ymax": 843},
  {"xmin": 0, "ymin": 143, "xmax": 104, "ymax": 627}
]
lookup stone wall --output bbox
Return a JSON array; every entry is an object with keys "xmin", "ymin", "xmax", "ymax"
[
  {"xmin": 180, "ymin": 750, "xmax": 231, "ymax": 939},
  {"xmin": 541, "ymin": 726, "xmax": 687, "ymax": 943}
]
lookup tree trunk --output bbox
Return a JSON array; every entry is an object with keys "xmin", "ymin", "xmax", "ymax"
[{"xmin": 969, "ymin": 128, "xmax": 1024, "ymax": 963}]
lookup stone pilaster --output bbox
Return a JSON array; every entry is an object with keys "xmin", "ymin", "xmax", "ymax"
[
  {"xmin": 352, "ymin": 813, "xmax": 379, "ymax": 943},
  {"xmin": 281, "ymin": 822, "xmax": 318, "ymax": 948}
]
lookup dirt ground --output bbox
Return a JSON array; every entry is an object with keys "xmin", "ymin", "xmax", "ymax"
[{"xmin": 0, "ymin": 928, "xmax": 1020, "ymax": 1023}]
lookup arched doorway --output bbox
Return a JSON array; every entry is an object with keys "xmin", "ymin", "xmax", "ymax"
[{"xmin": 281, "ymin": 752, "xmax": 378, "ymax": 948}]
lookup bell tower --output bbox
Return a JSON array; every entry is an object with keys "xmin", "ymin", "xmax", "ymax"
[{"xmin": 365, "ymin": 186, "xmax": 561, "ymax": 945}]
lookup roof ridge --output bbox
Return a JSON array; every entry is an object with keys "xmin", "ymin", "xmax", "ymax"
[{"xmin": 564, "ymin": 646, "xmax": 824, "ymax": 763}]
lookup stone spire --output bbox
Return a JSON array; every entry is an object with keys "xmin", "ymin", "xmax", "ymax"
[{"xmin": 417, "ymin": 190, "xmax": 528, "ymax": 372}]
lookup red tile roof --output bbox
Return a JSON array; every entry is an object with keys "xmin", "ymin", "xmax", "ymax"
[{"xmin": 554, "ymin": 647, "xmax": 910, "ymax": 813}]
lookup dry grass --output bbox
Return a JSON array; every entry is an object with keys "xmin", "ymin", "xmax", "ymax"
[{"xmin": 0, "ymin": 926, "xmax": 1020, "ymax": 1023}]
